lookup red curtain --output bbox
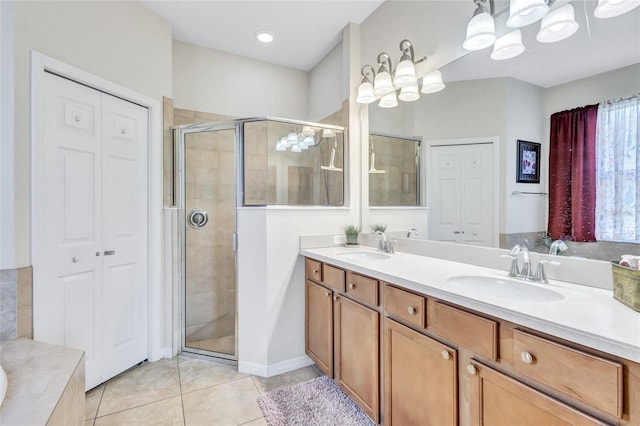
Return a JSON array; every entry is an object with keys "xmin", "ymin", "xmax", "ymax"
[{"xmin": 548, "ymin": 105, "xmax": 598, "ymax": 242}]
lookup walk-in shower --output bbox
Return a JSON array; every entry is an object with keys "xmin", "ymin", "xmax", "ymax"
[{"xmin": 173, "ymin": 117, "xmax": 345, "ymax": 360}]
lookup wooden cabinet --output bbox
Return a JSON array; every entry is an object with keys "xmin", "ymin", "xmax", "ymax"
[
  {"xmin": 468, "ymin": 360, "xmax": 605, "ymax": 426},
  {"xmin": 335, "ymin": 294, "xmax": 380, "ymax": 423},
  {"xmin": 383, "ymin": 318, "xmax": 457, "ymax": 426},
  {"xmin": 305, "ymin": 279, "xmax": 333, "ymax": 376}
]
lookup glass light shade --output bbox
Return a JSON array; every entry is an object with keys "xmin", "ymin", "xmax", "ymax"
[
  {"xmin": 275, "ymin": 142, "xmax": 287, "ymax": 151},
  {"xmin": 301, "ymin": 126, "xmax": 315, "ymax": 136},
  {"xmin": 286, "ymin": 132, "xmax": 298, "ymax": 146},
  {"xmin": 491, "ymin": 30, "xmax": 525, "ymax": 60},
  {"xmin": 322, "ymin": 129, "xmax": 336, "ymax": 138},
  {"xmin": 378, "ymin": 92, "xmax": 398, "ymax": 108},
  {"xmin": 303, "ymin": 136, "xmax": 315, "ymax": 146},
  {"xmin": 595, "ymin": 0, "xmax": 640, "ymax": 18},
  {"xmin": 393, "ymin": 59, "xmax": 417, "ymax": 87},
  {"xmin": 506, "ymin": 0, "xmax": 550, "ymax": 28},
  {"xmin": 398, "ymin": 84, "xmax": 420, "ymax": 102},
  {"xmin": 290, "ymin": 144, "xmax": 302, "ymax": 153},
  {"xmin": 537, "ymin": 4, "xmax": 579, "ymax": 43},
  {"xmin": 356, "ymin": 81, "xmax": 376, "ymax": 104},
  {"xmin": 374, "ymin": 70, "xmax": 394, "ymax": 96},
  {"xmin": 299, "ymin": 143, "xmax": 309, "ymax": 150},
  {"xmin": 463, "ymin": 12, "xmax": 496, "ymax": 50},
  {"xmin": 421, "ymin": 70, "xmax": 446, "ymax": 94}
]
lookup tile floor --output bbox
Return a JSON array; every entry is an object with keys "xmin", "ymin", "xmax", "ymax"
[{"xmin": 85, "ymin": 356, "xmax": 320, "ymax": 426}]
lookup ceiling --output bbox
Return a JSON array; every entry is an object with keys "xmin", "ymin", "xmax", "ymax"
[
  {"xmin": 141, "ymin": 0, "xmax": 640, "ymax": 87},
  {"xmin": 141, "ymin": 0, "xmax": 384, "ymax": 71}
]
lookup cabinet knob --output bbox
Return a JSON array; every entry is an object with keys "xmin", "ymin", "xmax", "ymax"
[
  {"xmin": 72, "ymin": 256, "xmax": 80, "ymax": 263},
  {"xmin": 407, "ymin": 306, "xmax": 416, "ymax": 315},
  {"xmin": 348, "ymin": 283, "xmax": 355, "ymax": 289},
  {"xmin": 333, "ymin": 296, "xmax": 338, "ymax": 301},
  {"xmin": 441, "ymin": 350, "xmax": 451, "ymax": 360},
  {"xmin": 521, "ymin": 351, "xmax": 534, "ymax": 364},
  {"xmin": 467, "ymin": 364, "xmax": 478, "ymax": 375},
  {"xmin": 313, "ymin": 269, "xmax": 318, "ymax": 274},
  {"xmin": 325, "ymin": 292, "xmax": 331, "ymax": 297}
]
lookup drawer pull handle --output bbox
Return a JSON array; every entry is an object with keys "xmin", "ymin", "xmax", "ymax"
[
  {"xmin": 348, "ymin": 283, "xmax": 355, "ymax": 289},
  {"xmin": 521, "ymin": 351, "xmax": 534, "ymax": 364},
  {"xmin": 467, "ymin": 364, "xmax": 478, "ymax": 375},
  {"xmin": 441, "ymin": 350, "xmax": 451, "ymax": 360},
  {"xmin": 407, "ymin": 306, "xmax": 416, "ymax": 315}
]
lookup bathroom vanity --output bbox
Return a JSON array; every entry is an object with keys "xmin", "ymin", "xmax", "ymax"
[{"xmin": 302, "ymin": 246, "xmax": 640, "ymax": 425}]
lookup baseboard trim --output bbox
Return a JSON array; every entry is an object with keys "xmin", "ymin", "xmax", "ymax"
[{"xmin": 239, "ymin": 355, "xmax": 314, "ymax": 378}]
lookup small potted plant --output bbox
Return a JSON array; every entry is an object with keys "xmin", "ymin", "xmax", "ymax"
[
  {"xmin": 370, "ymin": 224, "xmax": 387, "ymax": 233},
  {"xmin": 344, "ymin": 225, "xmax": 361, "ymax": 247}
]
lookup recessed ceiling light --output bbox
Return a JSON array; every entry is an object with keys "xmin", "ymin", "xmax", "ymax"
[{"xmin": 255, "ymin": 30, "xmax": 274, "ymax": 43}]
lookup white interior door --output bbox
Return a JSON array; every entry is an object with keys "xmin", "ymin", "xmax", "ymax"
[
  {"xmin": 34, "ymin": 72, "xmax": 148, "ymax": 390},
  {"xmin": 429, "ymin": 143, "xmax": 494, "ymax": 246}
]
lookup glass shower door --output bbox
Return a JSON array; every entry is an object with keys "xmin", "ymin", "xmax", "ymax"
[{"xmin": 181, "ymin": 127, "xmax": 237, "ymax": 359}]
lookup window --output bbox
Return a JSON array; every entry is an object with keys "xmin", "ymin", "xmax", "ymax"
[{"xmin": 595, "ymin": 95, "xmax": 640, "ymax": 242}]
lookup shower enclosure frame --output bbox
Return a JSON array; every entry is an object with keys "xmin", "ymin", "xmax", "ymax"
[{"xmin": 172, "ymin": 116, "xmax": 346, "ymax": 361}]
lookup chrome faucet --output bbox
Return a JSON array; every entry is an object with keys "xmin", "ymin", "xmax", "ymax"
[
  {"xmin": 548, "ymin": 239, "xmax": 568, "ymax": 256},
  {"xmin": 506, "ymin": 244, "xmax": 532, "ymax": 279},
  {"xmin": 406, "ymin": 228, "xmax": 419, "ymax": 238},
  {"xmin": 375, "ymin": 231, "xmax": 394, "ymax": 254}
]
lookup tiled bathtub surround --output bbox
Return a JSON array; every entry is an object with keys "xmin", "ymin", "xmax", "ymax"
[
  {"xmin": 0, "ymin": 338, "xmax": 85, "ymax": 425},
  {"xmin": 0, "ymin": 267, "xmax": 33, "ymax": 340}
]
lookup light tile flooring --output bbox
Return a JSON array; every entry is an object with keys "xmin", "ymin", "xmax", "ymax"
[{"xmin": 85, "ymin": 356, "xmax": 320, "ymax": 426}]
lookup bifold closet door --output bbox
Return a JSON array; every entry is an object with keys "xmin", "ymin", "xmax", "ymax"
[{"xmin": 34, "ymin": 72, "xmax": 148, "ymax": 390}]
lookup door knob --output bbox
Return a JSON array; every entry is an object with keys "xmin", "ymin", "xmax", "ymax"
[
  {"xmin": 104, "ymin": 250, "xmax": 115, "ymax": 256},
  {"xmin": 72, "ymin": 256, "xmax": 80, "ymax": 263}
]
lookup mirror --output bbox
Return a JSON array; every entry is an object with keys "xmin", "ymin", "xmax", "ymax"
[{"xmin": 362, "ymin": 2, "xmax": 640, "ymax": 260}]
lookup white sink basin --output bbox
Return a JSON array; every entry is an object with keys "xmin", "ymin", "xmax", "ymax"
[
  {"xmin": 337, "ymin": 251, "xmax": 391, "ymax": 261},
  {"xmin": 446, "ymin": 275, "xmax": 564, "ymax": 302}
]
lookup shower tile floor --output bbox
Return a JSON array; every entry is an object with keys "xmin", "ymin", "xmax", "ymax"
[{"xmin": 85, "ymin": 356, "xmax": 320, "ymax": 425}]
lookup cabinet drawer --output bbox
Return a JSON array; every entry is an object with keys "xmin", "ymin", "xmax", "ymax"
[
  {"xmin": 431, "ymin": 302, "xmax": 498, "ymax": 360},
  {"xmin": 305, "ymin": 258, "xmax": 322, "ymax": 281},
  {"xmin": 513, "ymin": 330, "xmax": 623, "ymax": 418},
  {"xmin": 346, "ymin": 271, "xmax": 379, "ymax": 306},
  {"xmin": 383, "ymin": 285, "xmax": 426, "ymax": 328},
  {"xmin": 322, "ymin": 264, "xmax": 345, "ymax": 292}
]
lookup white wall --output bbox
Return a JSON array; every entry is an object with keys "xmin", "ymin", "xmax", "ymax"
[
  {"xmin": 11, "ymin": 1, "xmax": 173, "ymax": 267},
  {"xmin": 1, "ymin": 1, "xmax": 15, "ymax": 269},
  {"xmin": 172, "ymin": 41, "xmax": 309, "ymax": 120},
  {"xmin": 309, "ymin": 42, "xmax": 344, "ymax": 122}
]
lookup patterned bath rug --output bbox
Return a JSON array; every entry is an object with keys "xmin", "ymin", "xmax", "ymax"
[{"xmin": 256, "ymin": 375, "xmax": 377, "ymax": 426}]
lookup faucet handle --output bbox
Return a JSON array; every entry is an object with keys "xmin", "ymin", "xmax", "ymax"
[
  {"xmin": 500, "ymin": 254, "xmax": 519, "ymax": 277},
  {"xmin": 534, "ymin": 260, "xmax": 560, "ymax": 283}
]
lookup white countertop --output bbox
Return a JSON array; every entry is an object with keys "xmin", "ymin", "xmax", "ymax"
[{"xmin": 300, "ymin": 246, "xmax": 640, "ymax": 363}]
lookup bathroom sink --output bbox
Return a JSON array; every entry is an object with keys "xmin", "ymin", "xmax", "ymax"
[
  {"xmin": 337, "ymin": 251, "xmax": 391, "ymax": 261},
  {"xmin": 446, "ymin": 275, "xmax": 564, "ymax": 302}
]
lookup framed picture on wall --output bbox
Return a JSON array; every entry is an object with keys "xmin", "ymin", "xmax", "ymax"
[{"xmin": 516, "ymin": 140, "xmax": 541, "ymax": 183}]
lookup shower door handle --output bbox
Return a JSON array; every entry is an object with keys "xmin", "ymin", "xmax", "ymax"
[{"xmin": 232, "ymin": 233, "xmax": 238, "ymax": 252}]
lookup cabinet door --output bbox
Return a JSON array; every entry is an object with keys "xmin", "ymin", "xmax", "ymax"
[
  {"xmin": 384, "ymin": 318, "xmax": 457, "ymax": 426},
  {"xmin": 469, "ymin": 361, "xmax": 605, "ymax": 426},
  {"xmin": 305, "ymin": 280, "xmax": 333, "ymax": 376},
  {"xmin": 335, "ymin": 295, "xmax": 380, "ymax": 423}
]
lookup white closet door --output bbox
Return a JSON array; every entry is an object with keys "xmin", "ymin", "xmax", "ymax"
[
  {"xmin": 100, "ymin": 93, "xmax": 148, "ymax": 381},
  {"xmin": 37, "ymin": 73, "xmax": 104, "ymax": 389},
  {"xmin": 429, "ymin": 143, "xmax": 494, "ymax": 247},
  {"xmin": 35, "ymin": 72, "xmax": 148, "ymax": 391}
]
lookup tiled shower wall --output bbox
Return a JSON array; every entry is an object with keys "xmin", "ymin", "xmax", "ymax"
[
  {"xmin": 0, "ymin": 267, "xmax": 33, "ymax": 340},
  {"xmin": 369, "ymin": 135, "xmax": 418, "ymax": 206}
]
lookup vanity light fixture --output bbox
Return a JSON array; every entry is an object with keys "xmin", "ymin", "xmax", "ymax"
[
  {"xmin": 594, "ymin": 0, "xmax": 640, "ymax": 18},
  {"xmin": 393, "ymin": 40, "xmax": 418, "ymax": 87},
  {"xmin": 463, "ymin": 0, "xmax": 497, "ymax": 50},
  {"xmin": 421, "ymin": 69, "xmax": 446, "ymax": 94},
  {"xmin": 491, "ymin": 29, "xmax": 526, "ymax": 60},
  {"xmin": 356, "ymin": 39, "xmax": 442, "ymax": 107},
  {"xmin": 537, "ymin": 3, "xmax": 579, "ymax": 43}
]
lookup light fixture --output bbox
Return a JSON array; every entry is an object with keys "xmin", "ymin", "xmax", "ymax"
[
  {"xmin": 491, "ymin": 29, "xmax": 525, "ymax": 60},
  {"xmin": 398, "ymin": 84, "xmax": 420, "ymax": 102},
  {"xmin": 374, "ymin": 53, "xmax": 394, "ymax": 96},
  {"xmin": 356, "ymin": 65, "xmax": 376, "ymax": 104},
  {"xmin": 463, "ymin": 0, "xmax": 496, "ymax": 50},
  {"xmin": 379, "ymin": 91, "xmax": 398, "ymax": 108},
  {"xmin": 506, "ymin": 0, "xmax": 550, "ymax": 28},
  {"xmin": 537, "ymin": 3, "xmax": 579, "ymax": 43},
  {"xmin": 254, "ymin": 30, "xmax": 274, "ymax": 43},
  {"xmin": 421, "ymin": 69, "xmax": 446, "ymax": 93},
  {"xmin": 595, "ymin": 0, "xmax": 640, "ymax": 18},
  {"xmin": 393, "ymin": 40, "xmax": 417, "ymax": 88}
]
